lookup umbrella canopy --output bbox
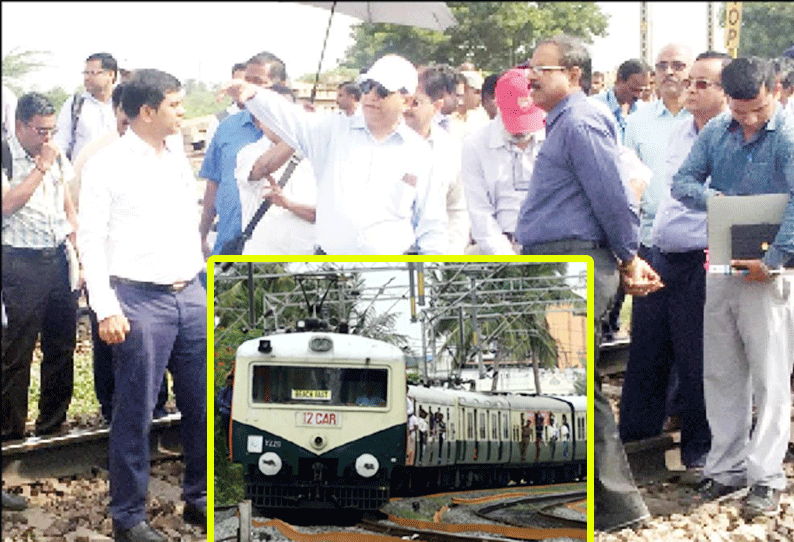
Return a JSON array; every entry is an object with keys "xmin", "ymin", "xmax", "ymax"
[{"xmin": 300, "ymin": 1, "xmax": 457, "ymax": 32}]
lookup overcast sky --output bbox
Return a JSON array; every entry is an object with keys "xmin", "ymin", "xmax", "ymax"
[{"xmin": 3, "ymin": 2, "xmax": 726, "ymax": 93}]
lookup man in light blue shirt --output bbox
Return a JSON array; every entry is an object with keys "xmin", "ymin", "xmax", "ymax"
[
  {"xmin": 671, "ymin": 57, "xmax": 794, "ymax": 516},
  {"xmin": 219, "ymin": 54, "xmax": 447, "ymax": 255},
  {"xmin": 621, "ymin": 43, "xmax": 693, "ymax": 434},
  {"xmin": 620, "ymin": 52, "xmax": 732, "ymax": 482},
  {"xmin": 591, "ymin": 58, "xmax": 650, "ymax": 142}
]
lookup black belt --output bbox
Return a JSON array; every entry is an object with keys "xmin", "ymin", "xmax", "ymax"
[
  {"xmin": 110, "ymin": 276, "xmax": 194, "ymax": 294},
  {"xmin": 2, "ymin": 243, "xmax": 65, "ymax": 260},
  {"xmin": 523, "ymin": 239, "xmax": 607, "ymax": 254}
]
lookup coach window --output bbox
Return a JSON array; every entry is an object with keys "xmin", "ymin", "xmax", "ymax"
[
  {"xmin": 479, "ymin": 412, "xmax": 486, "ymax": 440},
  {"xmin": 467, "ymin": 411, "xmax": 474, "ymax": 439}
]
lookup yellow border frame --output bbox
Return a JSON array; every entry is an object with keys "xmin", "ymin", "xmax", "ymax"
[{"xmin": 206, "ymin": 255, "xmax": 594, "ymax": 541}]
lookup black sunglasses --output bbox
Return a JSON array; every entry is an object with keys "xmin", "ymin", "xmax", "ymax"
[{"xmin": 360, "ymin": 79, "xmax": 392, "ymax": 99}]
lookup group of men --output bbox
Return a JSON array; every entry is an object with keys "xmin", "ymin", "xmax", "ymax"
[
  {"xmin": 1, "ymin": 33, "xmax": 793, "ymax": 539},
  {"xmin": 3, "ymin": 56, "xmax": 206, "ymax": 542}
]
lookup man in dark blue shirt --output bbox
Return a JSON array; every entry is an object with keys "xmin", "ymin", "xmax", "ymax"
[
  {"xmin": 514, "ymin": 34, "xmax": 662, "ymax": 533},
  {"xmin": 671, "ymin": 56, "xmax": 794, "ymax": 517}
]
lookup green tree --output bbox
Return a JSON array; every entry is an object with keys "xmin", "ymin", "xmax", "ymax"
[
  {"xmin": 2, "ymin": 48, "xmax": 51, "ymax": 94},
  {"xmin": 718, "ymin": 2, "xmax": 794, "ymax": 58},
  {"xmin": 340, "ymin": 2, "xmax": 609, "ymax": 72},
  {"xmin": 425, "ymin": 263, "xmax": 580, "ymax": 377}
]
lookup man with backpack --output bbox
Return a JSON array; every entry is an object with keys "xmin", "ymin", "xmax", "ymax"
[{"xmin": 53, "ymin": 52, "xmax": 118, "ymax": 161}]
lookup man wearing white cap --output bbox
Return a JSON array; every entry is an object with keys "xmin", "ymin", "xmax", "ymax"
[
  {"xmin": 218, "ymin": 54, "xmax": 447, "ymax": 255},
  {"xmin": 461, "ymin": 69, "xmax": 545, "ymax": 255}
]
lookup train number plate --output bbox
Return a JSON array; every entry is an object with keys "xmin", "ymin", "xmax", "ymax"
[{"xmin": 296, "ymin": 411, "xmax": 341, "ymax": 427}]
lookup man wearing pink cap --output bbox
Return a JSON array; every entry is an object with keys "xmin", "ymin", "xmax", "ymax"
[{"xmin": 461, "ymin": 69, "xmax": 545, "ymax": 255}]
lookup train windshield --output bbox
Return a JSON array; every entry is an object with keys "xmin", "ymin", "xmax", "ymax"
[{"xmin": 251, "ymin": 366, "xmax": 388, "ymax": 407}]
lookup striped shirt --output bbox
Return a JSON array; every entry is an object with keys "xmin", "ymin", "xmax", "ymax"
[{"xmin": 2, "ymin": 134, "xmax": 75, "ymax": 248}]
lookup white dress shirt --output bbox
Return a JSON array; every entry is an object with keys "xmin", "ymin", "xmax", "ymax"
[
  {"xmin": 244, "ymin": 89, "xmax": 447, "ymax": 255},
  {"xmin": 235, "ymin": 137, "xmax": 317, "ymax": 255},
  {"xmin": 427, "ymin": 124, "xmax": 469, "ymax": 253},
  {"xmin": 78, "ymin": 129, "xmax": 204, "ymax": 321},
  {"xmin": 461, "ymin": 118, "xmax": 544, "ymax": 255},
  {"xmin": 54, "ymin": 91, "xmax": 116, "ymax": 160}
]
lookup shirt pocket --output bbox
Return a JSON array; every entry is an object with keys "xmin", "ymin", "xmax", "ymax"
[{"xmin": 385, "ymin": 176, "xmax": 417, "ymax": 219}]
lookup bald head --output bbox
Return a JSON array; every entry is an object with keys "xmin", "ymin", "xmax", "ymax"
[{"xmin": 654, "ymin": 43, "xmax": 694, "ymax": 101}]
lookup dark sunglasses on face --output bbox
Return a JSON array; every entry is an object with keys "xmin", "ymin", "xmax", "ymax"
[
  {"xmin": 682, "ymin": 78, "xmax": 721, "ymax": 90},
  {"xmin": 360, "ymin": 79, "xmax": 392, "ymax": 99}
]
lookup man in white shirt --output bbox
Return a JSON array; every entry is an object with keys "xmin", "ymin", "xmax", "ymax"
[
  {"xmin": 462, "ymin": 68, "xmax": 545, "ymax": 255},
  {"xmin": 54, "ymin": 52, "xmax": 118, "ymax": 161},
  {"xmin": 219, "ymin": 54, "xmax": 447, "ymax": 254},
  {"xmin": 78, "ymin": 69, "xmax": 206, "ymax": 542},
  {"xmin": 235, "ymin": 85, "xmax": 317, "ymax": 255},
  {"xmin": 335, "ymin": 81, "xmax": 361, "ymax": 116},
  {"xmin": 403, "ymin": 65, "xmax": 470, "ymax": 253}
]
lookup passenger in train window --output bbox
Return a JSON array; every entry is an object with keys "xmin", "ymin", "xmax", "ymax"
[{"xmin": 561, "ymin": 414, "xmax": 571, "ymax": 459}]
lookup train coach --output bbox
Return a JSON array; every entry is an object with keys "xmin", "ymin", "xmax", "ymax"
[{"xmin": 227, "ymin": 325, "xmax": 586, "ymax": 513}]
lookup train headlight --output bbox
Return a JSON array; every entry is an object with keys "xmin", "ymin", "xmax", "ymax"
[
  {"xmin": 258, "ymin": 452, "xmax": 282, "ymax": 476},
  {"xmin": 309, "ymin": 336, "xmax": 332, "ymax": 352},
  {"xmin": 355, "ymin": 453, "xmax": 379, "ymax": 478}
]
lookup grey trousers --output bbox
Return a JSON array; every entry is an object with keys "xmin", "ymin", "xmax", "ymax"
[{"xmin": 702, "ymin": 274, "xmax": 794, "ymax": 490}]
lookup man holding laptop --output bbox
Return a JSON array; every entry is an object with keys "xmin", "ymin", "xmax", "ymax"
[{"xmin": 671, "ymin": 56, "xmax": 794, "ymax": 517}]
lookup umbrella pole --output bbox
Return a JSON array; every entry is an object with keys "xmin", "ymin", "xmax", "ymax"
[{"xmin": 311, "ymin": 1, "xmax": 337, "ymax": 104}]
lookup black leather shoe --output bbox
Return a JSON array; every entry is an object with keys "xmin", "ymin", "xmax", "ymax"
[
  {"xmin": 183, "ymin": 501, "xmax": 207, "ymax": 531},
  {"xmin": 114, "ymin": 521, "xmax": 167, "ymax": 542},
  {"xmin": 2, "ymin": 490, "xmax": 28, "ymax": 511}
]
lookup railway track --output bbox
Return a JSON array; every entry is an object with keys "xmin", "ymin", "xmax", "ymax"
[
  {"xmin": 2, "ymin": 412, "xmax": 183, "ymax": 484},
  {"xmin": 222, "ymin": 484, "xmax": 587, "ymax": 542}
]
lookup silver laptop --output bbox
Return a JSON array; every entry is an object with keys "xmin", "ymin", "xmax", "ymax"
[{"xmin": 707, "ymin": 193, "xmax": 789, "ymax": 273}]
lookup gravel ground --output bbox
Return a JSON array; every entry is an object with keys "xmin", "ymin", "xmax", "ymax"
[
  {"xmin": 2, "ymin": 460, "xmax": 205, "ymax": 542},
  {"xmin": 597, "ymin": 377, "xmax": 794, "ymax": 542}
]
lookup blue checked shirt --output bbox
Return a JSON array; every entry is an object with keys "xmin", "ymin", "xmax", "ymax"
[{"xmin": 671, "ymin": 105, "xmax": 794, "ymax": 269}]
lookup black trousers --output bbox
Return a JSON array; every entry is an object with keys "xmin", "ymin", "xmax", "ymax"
[
  {"xmin": 523, "ymin": 243, "xmax": 649, "ymax": 531},
  {"xmin": 2, "ymin": 246, "xmax": 76, "ymax": 439}
]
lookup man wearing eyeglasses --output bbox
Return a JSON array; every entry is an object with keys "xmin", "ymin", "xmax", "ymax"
[
  {"xmin": 620, "ymin": 43, "xmax": 693, "ymax": 444},
  {"xmin": 53, "ymin": 52, "xmax": 118, "ymax": 161},
  {"xmin": 2, "ymin": 92, "xmax": 78, "ymax": 442},
  {"xmin": 461, "ymin": 68, "xmax": 545, "ymax": 255},
  {"xmin": 514, "ymin": 34, "xmax": 662, "ymax": 533},
  {"xmin": 620, "ymin": 51, "xmax": 732, "ymax": 489},
  {"xmin": 218, "ymin": 54, "xmax": 447, "ymax": 255},
  {"xmin": 671, "ymin": 56, "xmax": 794, "ymax": 518},
  {"xmin": 403, "ymin": 65, "xmax": 469, "ymax": 254}
]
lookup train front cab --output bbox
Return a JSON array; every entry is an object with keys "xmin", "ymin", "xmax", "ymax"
[{"xmin": 230, "ymin": 333, "xmax": 407, "ymax": 512}]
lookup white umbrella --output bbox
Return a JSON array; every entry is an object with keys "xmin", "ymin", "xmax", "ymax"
[
  {"xmin": 300, "ymin": 1, "xmax": 458, "ymax": 32},
  {"xmin": 298, "ymin": 1, "xmax": 458, "ymax": 101}
]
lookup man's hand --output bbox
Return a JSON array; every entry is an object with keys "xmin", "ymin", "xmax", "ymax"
[
  {"xmin": 217, "ymin": 80, "xmax": 258, "ymax": 105},
  {"xmin": 262, "ymin": 173, "xmax": 289, "ymax": 209},
  {"xmin": 38, "ymin": 141, "xmax": 60, "ymax": 171},
  {"xmin": 731, "ymin": 259, "xmax": 773, "ymax": 282},
  {"xmin": 99, "ymin": 314, "xmax": 131, "ymax": 344},
  {"xmin": 620, "ymin": 256, "xmax": 665, "ymax": 296}
]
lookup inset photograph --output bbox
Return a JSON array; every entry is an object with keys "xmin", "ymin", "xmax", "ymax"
[{"xmin": 211, "ymin": 260, "xmax": 589, "ymax": 541}]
